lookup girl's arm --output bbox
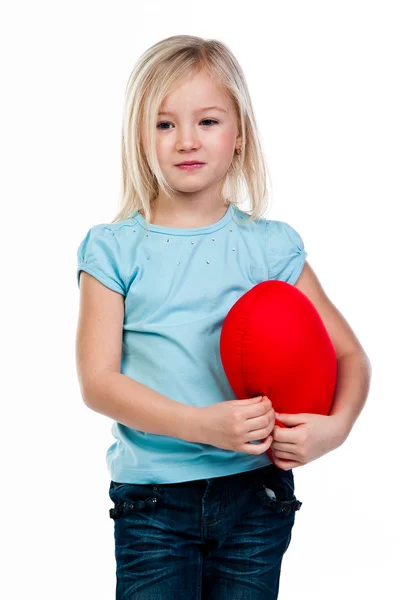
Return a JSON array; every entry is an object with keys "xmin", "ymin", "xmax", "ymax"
[
  {"xmin": 269, "ymin": 262, "xmax": 371, "ymax": 468},
  {"xmin": 76, "ymin": 271, "xmax": 200, "ymax": 442},
  {"xmin": 294, "ymin": 260, "xmax": 372, "ymax": 439},
  {"xmin": 81, "ymin": 369, "xmax": 201, "ymax": 442},
  {"xmin": 328, "ymin": 350, "xmax": 372, "ymax": 441}
]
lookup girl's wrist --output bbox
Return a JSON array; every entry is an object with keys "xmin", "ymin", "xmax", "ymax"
[{"xmin": 176, "ymin": 405, "xmax": 203, "ymax": 444}]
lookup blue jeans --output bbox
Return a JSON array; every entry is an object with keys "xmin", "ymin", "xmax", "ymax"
[{"xmin": 109, "ymin": 463, "xmax": 302, "ymax": 599}]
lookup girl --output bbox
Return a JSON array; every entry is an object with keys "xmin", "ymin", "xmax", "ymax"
[{"xmin": 76, "ymin": 35, "xmax": 371, "ymax": 600}]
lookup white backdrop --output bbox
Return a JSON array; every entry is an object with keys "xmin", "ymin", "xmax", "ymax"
[{"xmin": 2, "ymin": 1, "xmax": 399, "ymax": 598}]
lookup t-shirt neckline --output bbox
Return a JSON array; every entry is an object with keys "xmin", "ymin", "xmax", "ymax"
[{"xmin": 132, "ymin": 203, "xmax": 234, "ymax": 236}]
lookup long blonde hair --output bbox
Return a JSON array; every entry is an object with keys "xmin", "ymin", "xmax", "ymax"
[{"xmin": 111, "ymin": 35, "xmax": 272, "ymax": 231}]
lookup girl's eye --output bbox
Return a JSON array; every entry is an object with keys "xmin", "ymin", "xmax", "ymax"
[
  {"xmin": 156, "ymin": 122, "xmax": 172, "ymax": 130},
  {"xmin": 156, "ymin": 119, "xmax": 218, "ymax": 130},
  {"xmin": 201, "ymin": 119, "xmax": 218, "ymax": 127}
]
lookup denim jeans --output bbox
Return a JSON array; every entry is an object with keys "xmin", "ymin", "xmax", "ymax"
[{"xmin": 108, "ymin": 463, "xmax": 302, "ymax": 599}]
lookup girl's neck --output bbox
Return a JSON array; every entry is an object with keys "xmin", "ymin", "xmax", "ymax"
[{"xmin": 139, "ymin": 199, "xmax": 230, "ymax": 228}]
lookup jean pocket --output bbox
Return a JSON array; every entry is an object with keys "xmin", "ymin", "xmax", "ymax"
[
  {"xmin": 255, "ymin": 465, "xmax": 302, "ymax": 516},
  {"xmin": 108, "ymin": 481, "xmax": 164, "ymax": 520}
]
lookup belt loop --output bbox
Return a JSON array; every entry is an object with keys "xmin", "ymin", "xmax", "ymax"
[{"xmin": 109, "ymin": 503, "xmax": 124, "ymax": 519}]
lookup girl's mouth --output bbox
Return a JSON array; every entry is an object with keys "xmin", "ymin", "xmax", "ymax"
[{"xmin": 175, "ymin": 163, "xmax": 205, "ymax": 170}]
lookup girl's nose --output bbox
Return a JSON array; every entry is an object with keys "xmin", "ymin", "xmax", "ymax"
[
  {"xmin": 176, "ymin": 139, "xmax": 200, "ymax": 152},
  {"xmin": 175, "ymin": 128, "xmax": 201, "ymax": 151}
]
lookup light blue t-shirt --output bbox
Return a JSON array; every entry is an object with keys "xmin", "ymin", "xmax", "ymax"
[{"xmin": 76, "ymin": 202, "xmax": 307, "ymax": 484}]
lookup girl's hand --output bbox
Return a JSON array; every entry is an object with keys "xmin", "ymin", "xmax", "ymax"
[
  {"xmin": 198, "ymin": 396, "xmax": 276, "ymax": 454},
  {"xmin": 271, "ymin": 413, "xmax": 346, "ymax": 469}
]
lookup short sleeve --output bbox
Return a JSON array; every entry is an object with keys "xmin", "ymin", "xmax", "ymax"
[
  {"xmin": 265, "ymin": 220, "xmax": 308, "ymax": 284},
  {"xmin": 77, "ymin": 224, "xmax": 126, "ymax": 296}
]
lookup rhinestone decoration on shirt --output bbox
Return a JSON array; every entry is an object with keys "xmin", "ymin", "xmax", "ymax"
[{"xmin": 132, "ymin": 216, "xmax": 243, "ymax": 265}]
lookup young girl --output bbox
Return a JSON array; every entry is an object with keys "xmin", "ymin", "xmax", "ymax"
[{"xmin": 76, "ymin": 35, "xmax": 371, "ymax": 599}]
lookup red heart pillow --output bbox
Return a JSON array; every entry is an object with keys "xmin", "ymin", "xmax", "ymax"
[{"xmin": 220, "ymin": 280, "xmax": 337, "ymax": 465}]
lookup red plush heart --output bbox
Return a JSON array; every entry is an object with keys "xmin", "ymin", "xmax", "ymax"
[{"xmin": 220, "ymin": 280, "xmax": 337, "ymax": 465}]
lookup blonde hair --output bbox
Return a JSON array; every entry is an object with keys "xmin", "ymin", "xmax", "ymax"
[{"xmin": 111, "ymin": 35, "xmax": 272, "ymax": 231}]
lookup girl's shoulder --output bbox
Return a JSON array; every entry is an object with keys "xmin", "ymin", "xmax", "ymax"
[
  {"xmin": 263, "ymin": 218, "xmax": 308, "ymax": 284},
  {"xmin": 264, "ymin": 218, "xmax": 304, "ymax": 243},
  {"xmin": 87, "ymin": 215, "xmax": 139, "ymax": 234},
  {"xmin": 233, "ymin": 207, "xmax": 303, "ymax": 243},
  {"xmin": 78, "ymin": 214, "xmax": 143, "ymax": 248},
  {"xmin": 76, "ymin": 216, "xmax": 142, "ymax": 296}
]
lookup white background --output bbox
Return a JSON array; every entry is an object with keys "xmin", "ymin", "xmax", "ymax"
[{"xmin": 2, "ymin": 1, "xmax": 399, "ymax": 598}]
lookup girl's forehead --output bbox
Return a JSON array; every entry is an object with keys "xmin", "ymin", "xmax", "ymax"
[{"xmin": 160, "ymin": 71, "xmax": 231, "ymax": 109}]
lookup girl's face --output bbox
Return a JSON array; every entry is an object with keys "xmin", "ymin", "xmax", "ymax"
[{"xmin": 145, "ymin": 70, "xmax": 241, "ymax": 198}]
